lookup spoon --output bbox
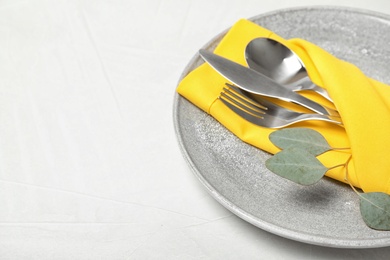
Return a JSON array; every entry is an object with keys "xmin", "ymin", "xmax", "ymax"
[{"xmin": 245, "ymin": 37, "xmax": 333, "ymax": 102}]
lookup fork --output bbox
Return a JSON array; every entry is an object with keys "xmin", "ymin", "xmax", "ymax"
[{"xmin": 220, "ymin": 84, "xmax": 343, "ymax": 128}]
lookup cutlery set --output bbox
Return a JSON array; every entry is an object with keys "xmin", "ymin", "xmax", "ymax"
[
  {"xmin": 220, "ymin": 83, "xmax": 341, "ymax": 128},
  {"xmin": 199, "ymin": 37, "xmax": 342, "ymax": 128}
]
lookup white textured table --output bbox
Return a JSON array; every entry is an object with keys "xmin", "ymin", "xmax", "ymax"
[{"xmin": 2, "ymin": 0, "xmax": 390, "ymax": 259}]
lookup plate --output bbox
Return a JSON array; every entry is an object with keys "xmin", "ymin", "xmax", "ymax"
[{"xmin": 173, "ymin": 6, "xmax": 390, "ymax": 248}]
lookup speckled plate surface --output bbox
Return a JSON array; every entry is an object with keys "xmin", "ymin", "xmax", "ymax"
[{"xmin": 173, "ymin": 6, "xmax": 390, "ymax": 248}]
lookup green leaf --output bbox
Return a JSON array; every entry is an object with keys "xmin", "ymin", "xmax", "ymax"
[
  {"xmin": 265, "ymin": 147, "xmax": 328, "ymax": 185},
  {"xmin": 269, "ymin": 128, "xmax": 331, "ymax": 156},
  {"xmin": 360, "ymin": 192, "xmax": 390, "ymax": 230}
]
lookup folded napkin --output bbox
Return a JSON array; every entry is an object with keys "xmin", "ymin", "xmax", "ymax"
[{"xmin": 177, "ymin": 19, "xmax": 390, "ymax": 194}]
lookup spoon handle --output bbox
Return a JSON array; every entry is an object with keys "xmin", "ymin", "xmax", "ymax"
[
  {"xmin": 312, "ymin": 84, "xmax": 332, "ymax": 102},
  {"xmin": 296, "ymin": 78, "xmax": 333, "ymax": 103},
  {"xmin": 286, "ymin": 77, "xmax": 332, "ymax": 102}
]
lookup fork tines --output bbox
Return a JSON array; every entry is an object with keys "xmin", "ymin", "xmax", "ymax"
[{"xmin": 219, "ymin": 84, "xmax": 267, "ymax": 119}]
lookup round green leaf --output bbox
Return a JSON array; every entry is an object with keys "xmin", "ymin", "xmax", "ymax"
[
  {"xmin": 269, "ymin": 128, "xmax": 331, "ymax": 156},
  {"xmin": 360, "ymin": 192, "xmax": 390, "ymax": 230},
  {"xmin": 265, "ymin": 147, "xmax": 328, "ymax": 185}
]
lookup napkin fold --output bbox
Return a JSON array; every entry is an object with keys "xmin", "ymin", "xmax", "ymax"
[{"xmin": 177, "ymin": 19, "xmax": 390, "ymax": 194}]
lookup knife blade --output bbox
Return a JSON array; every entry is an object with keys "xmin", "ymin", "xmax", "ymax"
[{"xmin": 199, "ymin": 49, "xmax": 334, "ymax": 116}]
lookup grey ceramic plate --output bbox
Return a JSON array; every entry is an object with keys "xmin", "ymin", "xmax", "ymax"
[{"xmin": 173, "ymin": 6, "xmax": 390, "ymax": 248}]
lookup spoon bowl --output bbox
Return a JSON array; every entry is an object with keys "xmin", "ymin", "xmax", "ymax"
[{"xmin": 245, "ymin": 37, "xmax": 332, "ymax": 102}]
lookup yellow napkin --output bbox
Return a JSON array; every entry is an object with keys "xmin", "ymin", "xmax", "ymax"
[{"xmin": 177, "ymin": 19, "xmax": 390, "ymax": 194}]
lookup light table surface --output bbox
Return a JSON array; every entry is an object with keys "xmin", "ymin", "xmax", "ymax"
[{"xmin": 2, "ymin": 0, "xmax": 390, "ymax": 259}]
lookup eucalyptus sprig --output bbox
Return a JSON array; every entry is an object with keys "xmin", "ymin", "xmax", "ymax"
[
  {"xmin": 265, "ymin": 127, "xmax": 390, "ymax": 231},
  {"xmin": 266, "ymin": 128, "xmax": 349, "ymax": 185}
]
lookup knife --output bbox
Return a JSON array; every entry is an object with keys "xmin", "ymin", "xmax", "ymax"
[{"xmin": 199, "ymin": 49, "xmax": 338, "ymax": 117}]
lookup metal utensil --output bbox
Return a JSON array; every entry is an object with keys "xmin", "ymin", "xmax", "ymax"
[
  {"xmin": 199, "ymin": 49, "xmax": 339, "ymax": 118},
  {"xmin": 245, "ymin": 37, "xmax": 332, "ymax": 101},
  {"xmin": 220, "ymin": 84, "xmax": 342, "ymax": 128}
]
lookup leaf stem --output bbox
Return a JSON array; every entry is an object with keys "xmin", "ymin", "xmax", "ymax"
[
  {"xmin": 327, "ymin": 160, "xmax": 350, "ymax": 171},
  {"xmin": 343, "ymin": 156, "xmax": 390, "ymax": 215},
  {"xmin": 343, "ymin": 155, "xmax": 360, "ymax": 194},
  {"xmin": 317, "ymin": 147, "xmax": 350, "ymax": 157},
  {"xmin": 331, "ymin": 147, "xmax": 351, "ymax": 151}
]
